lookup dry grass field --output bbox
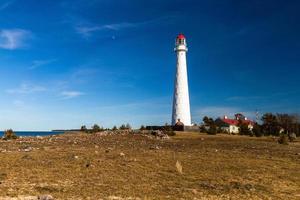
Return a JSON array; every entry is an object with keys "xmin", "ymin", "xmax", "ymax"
[{"xmin": 0, "ymin": 132, "xmax": 299, "ymax": 199}]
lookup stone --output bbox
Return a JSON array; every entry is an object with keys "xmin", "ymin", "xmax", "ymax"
[
  {"xmin": 149, "ymin": 145, "xmax": 160, "ymax": 150},
  {"xmin": 150, "ymin": 130, "xmax": 170, "ymax": 140},
  {"xmin": 176, "ymin": 160, "xmax": 183, "ymax": 174},
  {"xmin": 105, "ymin": 147, "xmax": 113, "ymax": 153},
  {"xmin": 38, "ymin": 195, "xmax": 54, "ymax": 200},
  {"xmin": 120, "ymin": 152, "xmax": 125, "ymax": 157},
  {"xmin": 192, "ymin": 189, "xmax": 198, "ymax": 194},
  {"xmin": 24, "ymin": 147, "xmax": 33, "ymax": 152},
  {"xmin": 278, "ymin": 135, "xmax": 289, "ymax": 145},
  {"xmin": 288, "ymin": 133, "xmax": 297, "ymax": 142}
]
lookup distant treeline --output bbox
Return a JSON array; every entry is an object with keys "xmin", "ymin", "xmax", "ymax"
[
  {"xmin": 79, "ymin": 123, "xmax": 132, "ymax": 133},
  {"xmin": 77, "ymin": 113, "xmax": 299, "ymax": 137},
  {"xmin": 201, "ymin": 113, "xmax": 300, "ymax": 137}
]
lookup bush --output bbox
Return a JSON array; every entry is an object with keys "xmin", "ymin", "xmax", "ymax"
[
  {"xmin": 202, "ymin": 116, "xmax": 217, "ymax": 135},
  {"xmin": 3, "ymin": 129, "xmax": 17, "ymax": 140},
  {"xmin": 254, "ymin": 130, "xmax": 263, "ymax": 137},
  {"xmin": 165, "ymin": 131, "xmax": 176, "ymax": 136},
  {"xmin": 119, "ymin": 124, "xmax": 126, "ymax": 130},
  {"xmin": 199, "ymin": 125, "xmax": 207, "ymax": 133},
  {"xmin": 92, "ymin": 124, "xmax": 102, "ymax": 133},
  {"xmin": 278, "ymin": 134, "xmax": 289, "ymax": 145},
  {"xmin": 239, "ymin": 123, "xmax": 252, "ymax": 136},
  {"xmin": 207, "ymin": 125, "xmax": 217, "ymax": 135},
  {"xmin": 252, "ymin": 123, "xmax": 263, "ymax": 137},
  {"xmin": 163, "ymin": 123, "xmax": 173, "ymax": 131},
  {"xmin": 80, "ymin": 125, "xmax": 87, "ymax": 132}
]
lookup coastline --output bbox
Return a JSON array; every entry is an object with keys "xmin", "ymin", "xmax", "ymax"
[{"xmin": 0, "ymin": 131, "xmax": 64, "ymax": 137}]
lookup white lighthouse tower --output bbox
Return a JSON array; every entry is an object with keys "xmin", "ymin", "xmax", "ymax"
[{"xmin": 172, "ymin": 34, "xmax": 192, "ymax": 126}]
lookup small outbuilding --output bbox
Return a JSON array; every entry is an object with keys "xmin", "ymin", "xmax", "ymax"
[{"xmin": 173, "ymin": 119, "xmax": 184, "ymax": 131}]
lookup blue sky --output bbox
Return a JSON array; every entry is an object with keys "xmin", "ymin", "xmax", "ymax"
[{"xmin": 0, "ymin": 0, "xmax": 299, "ymax": 130}]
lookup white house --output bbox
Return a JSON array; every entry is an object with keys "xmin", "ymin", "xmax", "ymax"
[{"xmin": 219, "ymin": 114, "xmax": 255, "ymax": 134}]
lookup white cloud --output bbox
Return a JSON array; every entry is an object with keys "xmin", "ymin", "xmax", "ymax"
[
  {"xmin": 0, "ymin": 29, "xmax": 31, "ymax": 50},
  {"xmin": 75, "ymin": 16, "xmax": 174, "ymax": 38},
  {"xmin": 76, "ymin": 22, "xmax": 135, "ymax": 38},
  {"xmin": 29, "ymin": 59, "xmax": 57, "ymax": 70},
  {"xmin": 60, "ymin": 91, "xmax": 84, "ymax": 99},
  {"xmin": 102, "ymin": 22, "xmax": 136, "ymax": 31},
  {"xmin": 75, "ymin": 26, "xmax": 102, "ymax": 38},
  {"xmin": 6, "ymin": 83, "xmax": 46, "ymax": 94}
]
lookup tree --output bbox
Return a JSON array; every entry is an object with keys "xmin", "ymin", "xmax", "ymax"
[
  {"xmin": 215, "ymin": 118, "xmax": 229, "ymax": 134},
  {"xmin": 202, "ymin": 116, "xmax": 217, "ymax": 135},
  {"xmin": 140, "ymin": 125, "xmax": 146, "ymax": 131},
  {"xmin": 118, "ymin": 123, "xmax": 131, "ymax": 130},
  {"xmin": 119, "ymin": 124, "xmax": 126, "ymax": 130},
  {"xmin": 3, "ymin": 129, "xmax": 17, "ymax": 140},
  {"xmin": 112, "ymin": 126, "xmax": 118, "ymax": 131},
  {"xmin": 203, "ymin": 116, "xmax": 211, "ymax": 125},
  {"xmin": 290, "ymin": 114, "xmax": 300, "ymax": 137},
  {"xmin": 163, "ymin": 123, "xmax": 172, "ymax": 131},
  {"xmin": 277, "ymin": 114, "xmax": 298, "ymax": 134},
  {"xmin": 238, "ymin": 121, "xmax": 251, "ymax": 136},
  {"xmin": 261, "ymin": 113, "xmax": 280, "ymax": 136},
  {"xmin": 297, "ymin": 119, "xmax": 300, "ymax": 137},
  {"xmin": 80, "ymin": 125, "xmax": 87, "ymax": 132},
  {"xmin": 293, "ymin": 114, "xmax": 300, "ymax": 136},
  {"xmin": 207, "ymin": 124, "xmax": 217, "ymax": 135},
  {"xmin": 92, "ymin": 124, "xmax": 101, "ymax": 133},
  {"xmin": 252, "ymin": 123, "xmax": 263, "ymax": 137}
]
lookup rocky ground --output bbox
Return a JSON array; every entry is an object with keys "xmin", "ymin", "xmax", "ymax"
[{"xmin": 0, "ymin": 131, "xmax": 299, "ymax": 200}]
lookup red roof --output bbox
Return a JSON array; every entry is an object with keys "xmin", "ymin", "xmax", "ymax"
[
  {"xmin": 222, "ymin": 118, "xmax": 255, "ymax": 126},
  {"xmin": 222, "ymin": 118, "xmax": 239, "ymax": 126},
  {"xmin": 244, "ymin": 120, "xmax": 255, "ymax": 126},
  {"xmin": 177, "ymin": 34, "xmax": 185, "ymax": 39}
]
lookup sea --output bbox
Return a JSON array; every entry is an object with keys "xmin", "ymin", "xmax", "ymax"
[{"xmin": 0, "ymin": 131, "xmax": 64, "ymax": 137}]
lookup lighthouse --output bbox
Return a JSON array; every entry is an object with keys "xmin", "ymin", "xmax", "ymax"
[{"xmin": 172, "ymin": 34, "xmax": 192, "ymax": 126}]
